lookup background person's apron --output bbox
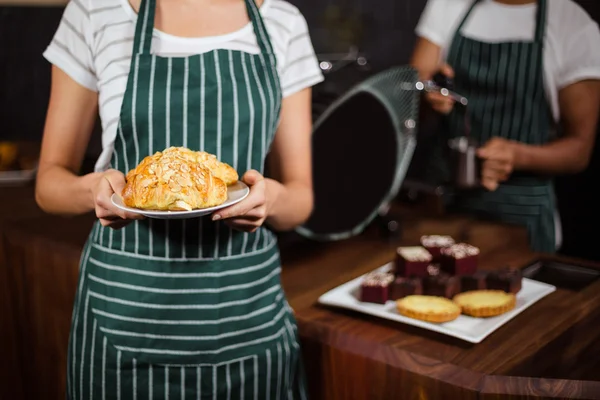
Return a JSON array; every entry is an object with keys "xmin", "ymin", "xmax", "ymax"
[
  {"xmin": 66, "ymin": 0, "xmax": 308, "ymax": 397},
  {"xmin": 447, "ymin": 0, "xmax": 556, "ymax": 253}
]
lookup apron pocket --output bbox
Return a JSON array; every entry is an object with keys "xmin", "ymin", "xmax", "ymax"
[{"xmin": 85, "ymin": 243, "xmax": 288, "ymax": 365}]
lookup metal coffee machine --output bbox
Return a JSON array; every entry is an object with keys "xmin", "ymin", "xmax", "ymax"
[{"xmin": 418, "ymin": 74, "xmax": 480, "ymax": 191}]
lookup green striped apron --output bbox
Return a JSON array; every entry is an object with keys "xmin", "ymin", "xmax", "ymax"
[
  {"xmin": 66, "ymin": 0, "xmax": 308, "ymax": 398},
  {"xmin": 447, "ymin": 0, "xmax": 556, "ymax": 253}
]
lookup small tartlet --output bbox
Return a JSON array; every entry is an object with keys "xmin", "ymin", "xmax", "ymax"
[
  {"xmin": 453, "ymin": 290, "xmax": 516, "ymax": 318},
  {"xmin": 396, "ymin": 295, "xmax": 461, "ymax": 323}
]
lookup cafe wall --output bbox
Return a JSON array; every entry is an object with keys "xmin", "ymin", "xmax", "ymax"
[{"xmin": 0, "ymin": 0, "xmax": 599, "ymax": 259}]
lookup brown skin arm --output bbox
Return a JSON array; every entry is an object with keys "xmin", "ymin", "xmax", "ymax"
[
  {"xmin": 513, "ymin": 80, "xmax": 600, "ymax": 174},
  {"xmin": 410, "ymin": 37, "xmax": 443, "ymax": 80},
  {"xmin": 478, "ymin": 80, "xmax": 600, "ymax": 191}
]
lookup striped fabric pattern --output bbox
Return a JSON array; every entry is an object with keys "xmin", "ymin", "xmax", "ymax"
[
  {"xmin": 446, "ymin": 0, "xmax": 556, "ymax": 253},
  {"xmin": 66, "ymin": 0, "xmax": 308, "ymax": 397},
  {"xmin": 43, "ymin": 0, "xmax": 323, "ymax": 173},
  {"xmin": 69, "ymin": 241, "xmax": 306, "ymax": 399}
]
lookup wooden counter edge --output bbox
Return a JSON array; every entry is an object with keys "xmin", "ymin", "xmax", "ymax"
[
  {"xmin": 480, "ymin": 375, "xmax": 600, "ymax": 399},
  {"xmin": 298, "ymin": 314, "xmax": 600, "ymax": 399},
  {"xmin": 296, "ymin": 314, "xmax": 484, "ymax": 392}
]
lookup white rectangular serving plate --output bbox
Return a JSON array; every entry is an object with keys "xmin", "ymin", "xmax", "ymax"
[{"xmin": 318, "ymin": 264, "xmax": 557, "ymax": 343}]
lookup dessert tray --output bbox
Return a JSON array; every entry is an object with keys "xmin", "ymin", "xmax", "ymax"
[{"xmin": 318, "ymin": 264, "xmax": 556, "ymax": 343}]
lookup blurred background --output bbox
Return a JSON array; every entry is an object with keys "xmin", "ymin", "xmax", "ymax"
[
  {"xmin": 1, "ymin": 2, "xmax": 600, "ymax": 400},
  {"xmin": 0, "ymin": 0, "xmax": 599, "ymax": 261}
]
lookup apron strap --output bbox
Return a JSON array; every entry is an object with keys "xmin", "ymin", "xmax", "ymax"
[
  {"xmin": 534, "ymin": 0, "xmax": 548, "ymax": 43},
  {"xmin": 454, "ymin": 0, "xmax": 481, "ymax": 36},
  {"xmin": 132, "ymin": 0, "xmax": 156, "ymax": 55},
  {"xmin": 131, "ymin": 0, "xmax": 276, "ymax": 59},
  {"xmin": 245, "ymin": 0, "xmax": 277, "ymax": 61}
]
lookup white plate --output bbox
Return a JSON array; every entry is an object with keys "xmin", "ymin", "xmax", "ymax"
[
  {"xmin": 318, "ymin": 264, "xmax": 557, "ymax": 343},
  {"xmin": 111, "ymin": 181, "xmax": 250, "ymax": 219},
  {"xmin": 0, "ymin": 167, "xmax": 37, "ymax": 186}
]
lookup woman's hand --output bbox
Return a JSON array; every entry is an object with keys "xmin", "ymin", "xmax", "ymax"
[
  {"xmin": 92, "ymin": 169, "xmax": 144, "ymax": 229},
  {"xmin": 212, "ymin": 170, "xmax": 269, "ymax": 233},
  {"xmin": 477, "ymin": 137, "xmax": 517, "ymax": 191},
  {"xmin": 424, "ymin": 63, "xmax": 456, "ymax": 115}
]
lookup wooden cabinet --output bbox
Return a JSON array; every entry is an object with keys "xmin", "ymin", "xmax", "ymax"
[
  {"xmin": 0, "ymin": 235, "xmax": 24, "ymax": 400},
  {"xmin": 3, "ymin": 218, "xmax": 90, "ymax": 400},
  {"xmin": 0, "ymin": 186, "xmax": 92, "ymax": 400}
]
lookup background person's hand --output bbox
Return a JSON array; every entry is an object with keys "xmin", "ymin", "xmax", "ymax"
[
  {"xmin": 424, "ymin": 63, "xmax": 456, "ymax": 115},
  {"xmin": 477, "ymin": 137, "xmax": 517, "ymax": 191},
  {"xmin": 92, "ymin": 169, "xmax": 144, "ymax": 229},
  {"xmin": 212, "ymin": 170, "xmax": 269, "ymax": 233}
]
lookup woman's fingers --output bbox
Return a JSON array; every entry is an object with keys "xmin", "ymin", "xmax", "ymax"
[
  {"xmin": 481, "ymin": 177, "xmax": 499, "ymax": 191},
  {"xmin": 220, "ymin": 204, "xmax": 267, "ymax": 232},
  {"xmin": 93, "ymin": 169, "xmax": 144, "ymax": 226},
  {"xmin": 427, "ymin": 92, "xmax": 454, "ymax": 105},
  {"xmin": 438, "ymin": 63, "xmax": 455, "ymax": 79},
  {"xmin": 213, "ymin": 179, "xmax": 265, "ymax": 221},
  {"xmin": 241, "ymin": 169, "xmax": 264, "ymax": 186},
  {"xmin": 213, "ymin": 192, "xmax": 263, "ymax": 221},
  {"xmin": 104, "ymin": 169, "xmax": 127, "ymax": 194},
  {"xmin": 102, "ymin": 170, "xmax": 144, "ymax": 219},
  {"xmin": 210, "ymin": 170, "xmax": 268, "ymax": 232},
  {"xmin": 482, "ymin": 159, "xmax": 511, "ymax": 181},
  {"xmin": 426, "ymin": 92, "xmax": 455, "ymax": 114}
]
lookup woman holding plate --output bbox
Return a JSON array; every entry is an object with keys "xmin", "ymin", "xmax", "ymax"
[{"xmin": 35, "ymin": 0, "xmax": 322, "ymax": 397}]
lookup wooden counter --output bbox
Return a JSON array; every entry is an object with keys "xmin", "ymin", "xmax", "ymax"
[
  {"xmin": 2, "ymin": 186, "xmax": 600, "ymax": 399},
  {"xmin": 278, "ymin": 218, "xmax": 600, "ymax": 399}
]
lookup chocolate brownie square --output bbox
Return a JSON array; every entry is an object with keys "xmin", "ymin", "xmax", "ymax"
[
  {"xmin": 441, "ymin": 243, "xmax": 479, "ymax": 276},
  {"xmin": 360, "ymin": 271, "xmax": 394, "ymax": 304},
  {"xmin": 395, "ymin": 246, "xmax": 433, "ymax": 277},
  {"xmin": 420, "ymin": 235, "xmax": 455, "ymax": 261}
]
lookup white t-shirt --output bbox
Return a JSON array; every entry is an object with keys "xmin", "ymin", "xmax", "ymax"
[
  {"xmin": 44, "ymin": 0, "xmax": 324, "ymax": 172},
  {"xmin": 415, "ymin": 0, "xmax": 600, "ymax": 122}
]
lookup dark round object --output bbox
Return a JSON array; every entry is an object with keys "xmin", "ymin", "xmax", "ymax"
[
  {"xmin": 296, "ymin": 66, "xmax": 420, "ymax": 241},
  {"xmin": 302, "ymin": 93, "xmax": 396, "ymax": 239}
]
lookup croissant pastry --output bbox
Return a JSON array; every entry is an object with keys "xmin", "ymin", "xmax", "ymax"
[
  {"xmin": 193, "ymin": 151, "xmax": 239, "ymax": 186},
  {"xmin": 161, "ymin": 147, "xmax": 239, "ymax": 185},
  {"xmin": 122, "ymin": 147, "xmax": 230, "ymax": 211}
]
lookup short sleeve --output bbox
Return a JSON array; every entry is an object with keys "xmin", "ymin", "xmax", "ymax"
[
  {"xmin": 43, "ymin": 0, "xmax": 97, "ymax": 92},
  {"xmin": 557, "ymin": 21, "xmax": 600, "ymax": 89},
  {"xmin": 280, "ymin": 13, "xmax": 324, "ymax": 98},
  {"xmin": 415, "ymin": 0, "xmax": 452, "ymax": 47}
]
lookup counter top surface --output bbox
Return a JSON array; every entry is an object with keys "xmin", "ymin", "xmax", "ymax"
[{"xmin": 3, "ymin": 185, "xmax": 600, "ymax": 398}]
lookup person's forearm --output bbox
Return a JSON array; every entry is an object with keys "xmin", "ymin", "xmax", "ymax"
[
  {"xmin": 513, "ymin": 136, "xmax": 592, "ymax": 175},
  {"xmin": 265, "ymin": 178, "xmax": 313, "ymax": 232},
  {"xmin": 513, "ymin": 80, "xmax": 600, "ymax": 175},
  {"xmin": 35, "ymin": 166, "xmax": 101, "ymax": 216}
]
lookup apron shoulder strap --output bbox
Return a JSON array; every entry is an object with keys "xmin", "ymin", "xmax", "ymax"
[
  {"xmin": 133, "ymin": 0, "xmax": 156, "ymax": 55},
  {"xmin": 534, "ymin": 0, "xmax": 548, "ymax": 44},
  {"xmin": 244, "ymin": 0, "xmax": 277, "ymax": 62},
  {"xmin": 454, "ymin": 0, "xmax": 481, "ymax": 37}
]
